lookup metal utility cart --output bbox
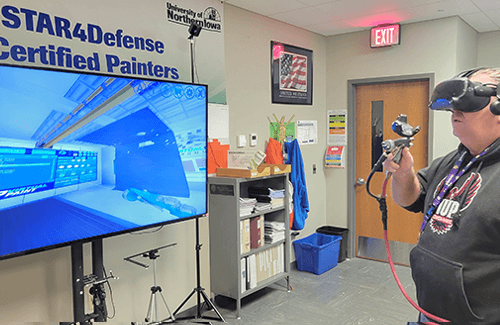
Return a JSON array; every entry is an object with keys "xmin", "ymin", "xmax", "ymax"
[{"xmin": 208, "ymin": 173, "xmax": 291, "ymax": 319}]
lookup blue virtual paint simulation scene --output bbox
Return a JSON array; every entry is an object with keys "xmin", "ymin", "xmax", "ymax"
[{"xmin": 0, "ymin": 64, "xmax": 207, "ymax": 259}]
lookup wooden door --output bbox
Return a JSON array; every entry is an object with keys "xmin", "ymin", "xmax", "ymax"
[{"xmin": 355, "ymin": 81, "xmax": 429, "ymax": 264}]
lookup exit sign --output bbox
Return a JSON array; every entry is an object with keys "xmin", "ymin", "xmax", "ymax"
[{"xmin": 370, "ymin": 24, "xmax": 400, "ymax": 48}]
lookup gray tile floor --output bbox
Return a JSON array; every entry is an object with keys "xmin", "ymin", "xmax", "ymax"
[{"xmin": 198, "ymin": 257, "xmax": 419, "ymax": 325}]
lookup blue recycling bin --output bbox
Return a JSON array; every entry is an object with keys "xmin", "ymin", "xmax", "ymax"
[{"xmin": 293, "ymin": 233, "xmax": 341, "ymax": 275}]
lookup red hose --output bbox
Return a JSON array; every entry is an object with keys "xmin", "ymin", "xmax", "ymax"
[{"xmin": 381, "ymin": 175, "xmax": 449, "ymax": 324}]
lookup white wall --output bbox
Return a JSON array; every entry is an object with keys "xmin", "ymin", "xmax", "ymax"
[
  {"xmin": 477, "ymin": 31, "xmax": 500, "ymax": 67},
  {"xmin": 224, "ymin": 4, "xmax": 328, "ymax": 242},
  {"xmin": 324, "ymin": 16, "xmax": 478, "ymax": 228}
]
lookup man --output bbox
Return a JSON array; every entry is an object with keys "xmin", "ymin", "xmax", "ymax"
[{"xmin": 384, "ymin": 68, "xmax": 500, "ymax": 323}]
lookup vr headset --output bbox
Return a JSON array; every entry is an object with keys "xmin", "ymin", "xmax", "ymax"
[{"xmin": 429, "ymin": 68, "xmax": 500, "ymax": 115}]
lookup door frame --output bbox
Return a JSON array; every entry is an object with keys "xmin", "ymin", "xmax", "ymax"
[{"xmin": 346, "ymin": 73, "xmax": 435, "ymax": 259}]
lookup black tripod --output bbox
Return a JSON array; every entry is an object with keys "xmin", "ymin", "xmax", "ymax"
[
  {"xmin": 172, "ymin": 217, "xmax": 225, "ymax": 324},
  {"xmin": 174, "ymin": 22, "xmax": 225, "ymax": 324},
  {"xmin": 124, "ymin": 244, "xmax": 177, "ymax": 324}
]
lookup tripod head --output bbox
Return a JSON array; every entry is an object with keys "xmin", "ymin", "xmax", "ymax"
[{"xmin": 143, "ymin": 249, "xmax": 160, "ymax": 260}]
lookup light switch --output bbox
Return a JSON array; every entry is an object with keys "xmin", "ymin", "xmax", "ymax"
[{"xmin": 237, "ymin": 135, "xmax": 247, "ymax": 147}]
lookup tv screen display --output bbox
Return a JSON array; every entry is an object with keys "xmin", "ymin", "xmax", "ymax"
[{"xmin": 0, "ymin": 63, "xmax": 207, "ymax": 260}]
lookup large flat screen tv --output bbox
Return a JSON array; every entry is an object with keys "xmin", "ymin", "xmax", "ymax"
[{"xmin": 0, "ymin": 63, "xmax": 207, "ymax": 260}]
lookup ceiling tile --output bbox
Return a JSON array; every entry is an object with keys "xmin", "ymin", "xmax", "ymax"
[
  {"xmin": 389, "ymin": 0, "xmax": 482, "ymax": 25},
  {"xmin": 484, "ymin": 9, "xmax": 500, "ymax": 27},
  {"xmin": 470, "ymin": 0, "xmax": 500, "ymax": 11},
  {"xmin": 343, "ymin": 11, "xmax": 412, "ymax": 28},
  {"xmin": 461, "ymin": 11, "xmax": 499, "ymax": 33},
  {"xmin": 224, "ymin": 0, "xmax": 308, "ymax": 16},
  {"xmin": 270, "ymin": 7, "xmax": 335, "ymax": 28},
  {"xmin": 224, "ymin": 0, "xmax": 500, "ymax": 36},
  {"xmin": 305, "ymin": 20, "xmax": 365, "ymax": 36},
  {"xmin": 296, "ymin": 0, "xmax": 342, "ymax": 6},
  {"xmin": 314, "ymin": 0, "xmax": 444, "ymax": 21}
]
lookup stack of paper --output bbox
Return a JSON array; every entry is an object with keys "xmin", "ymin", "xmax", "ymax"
[
  {"xmin": 248, "ymin": 186, "xmax": 285, "ymax": 197},
  {"xmin": 269, "ymin": 197, "xmax": 285, "ymax": 208},
  {"xmin": 248, "ymin": 187, "xmax": 285, "ymax": 209},
  {"xmin": 239, "ymin": 197, "xmax": 257, "ymax": 217},
  {"xmin": 264, "ymin": 221, "xmax": 286, "ymax": 244},
  {"xmin": 254, "ymin": 202, "xmax": 272, "ymax": 212}
]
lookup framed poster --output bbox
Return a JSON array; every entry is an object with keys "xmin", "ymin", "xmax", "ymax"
[{"xmin": 271, "ymin": 41, "xmax": 313, "ymax": 105}]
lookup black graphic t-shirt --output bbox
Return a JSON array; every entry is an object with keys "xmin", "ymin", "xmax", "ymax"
[{"xmin": 404, "ymin": 139, "xmax": 500, "ymax": 323}]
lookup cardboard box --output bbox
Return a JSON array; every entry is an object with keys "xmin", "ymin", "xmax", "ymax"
[
  {"xmin": 216, "ymin": 166, "xmax": 271, "ymax": 178},
  {"xmin": 259, "ymin": 163, "xmax": 291, "ymax": 174}
]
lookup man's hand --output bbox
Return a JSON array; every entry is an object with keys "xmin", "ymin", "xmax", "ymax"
[{"xmin": 382, "ymin": 147, "xmax": 421, "ymax": 207}]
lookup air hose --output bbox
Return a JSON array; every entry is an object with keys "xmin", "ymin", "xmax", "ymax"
[{"xmin": 365, "ymin": 115, "xmax": 449, "ymax": 324}]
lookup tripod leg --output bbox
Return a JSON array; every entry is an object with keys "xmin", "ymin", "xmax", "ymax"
[
  {"xmin": 173, "ymin": 289, "xmax": 196, "ymax": 316},
  {"xmin": 200, "ymin": 290, "xmax": 226, "ymax": 323},
  {"xmin": 158, "ymin": 290, "xmax": 176, "ymax": 321},
  {"xmin": 146, "ymin": 292, "xmax": 155, "ymax": 322}
]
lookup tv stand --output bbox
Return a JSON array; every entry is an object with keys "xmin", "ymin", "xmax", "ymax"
[{"xmin": 71, "ymin": 238, "xmax": 107, "ymax": 323}]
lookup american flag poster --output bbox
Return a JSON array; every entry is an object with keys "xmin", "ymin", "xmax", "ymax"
[
  {"xmin": 280, "ymin": 53, "xmax": 307, "ymax": 92},
  {"xmin": 271, "ymin": 41, "xmax": 313, "ymax": 105}
]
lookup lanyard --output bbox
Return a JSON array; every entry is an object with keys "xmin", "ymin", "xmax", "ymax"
[{"xmin": 419, "ymin": 148, "xmax": 489, "ymax": 234}]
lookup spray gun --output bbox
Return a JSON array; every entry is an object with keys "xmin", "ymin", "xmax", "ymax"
[
  {"xmin": 381, "ymin": 114, "xmax": 421, "ymax": 163},
  {"xmin": 366, "ymin": 114, "xmax": 421, "ymax": 229}
]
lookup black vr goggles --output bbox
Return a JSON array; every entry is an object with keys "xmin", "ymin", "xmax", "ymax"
[{"xmin": 429, "ymin": 71, "xmax": 500, "ymax": 115}]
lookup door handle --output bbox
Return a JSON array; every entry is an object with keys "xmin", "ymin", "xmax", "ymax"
[{"xmin": 355, "ymin": 178, "xmax": 366, "ymax": 187}]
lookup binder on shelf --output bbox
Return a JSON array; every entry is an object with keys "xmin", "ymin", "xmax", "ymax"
[
  {"xmin": 279, "ymin": 243, "xmax": 284, "ymax": 273},
  {"xmin": 256, "ymin": 250, "xmax": 267, "ymax": 283},
  {"xmin": 240, "ymin": 219, "xmax": 250, "ymax": 254},
  {"xmin": 250, "ymin": 216, "xmax": 262, "ymax": 249},
  {"xmin": 241, "ymin": 257, "xmax": 247, "ymax": 293},
  {"xmin": 247, "ymin": 254, "xmax": 257, "ymax": 289},
  {"xmin": 260, "ymin": 215, "xmax": 265, "ymax": 247},
  {"xmin": 266, "ymin": 248, "xmax": 273, "ymax": 279},
  {"xmin": 255, "ymin": 245, "xmax": 285, "ymax": 283}
]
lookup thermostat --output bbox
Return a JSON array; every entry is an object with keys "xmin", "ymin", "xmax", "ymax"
[{"xmin": 250, "ymin": 133, "xmax": 257, "ymax": 146}]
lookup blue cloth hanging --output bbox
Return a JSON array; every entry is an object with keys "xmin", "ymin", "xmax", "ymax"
[{"xmin": 284, "ymin": 139, "xmax": 309, "ymax": 230}]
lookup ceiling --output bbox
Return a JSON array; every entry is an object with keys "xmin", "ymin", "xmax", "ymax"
[{"xmin": 223, "ymin": 0, "xmax": 500, "ymax": 36}]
